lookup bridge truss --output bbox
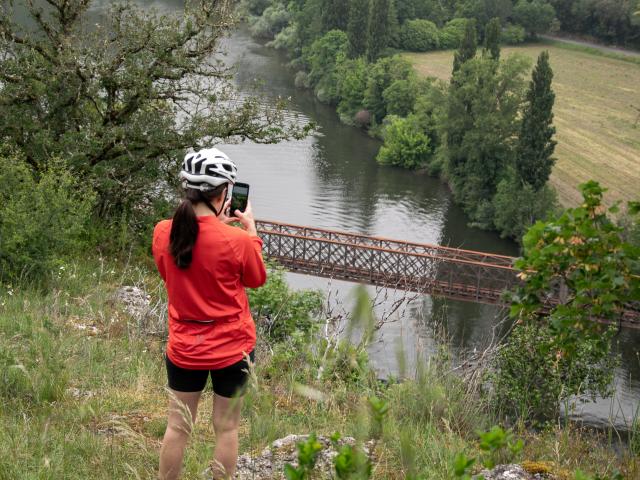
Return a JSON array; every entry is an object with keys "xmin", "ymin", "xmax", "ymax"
[{"xmin": 256, "ymin": 220, "xmax": 639, "ymax": 329}]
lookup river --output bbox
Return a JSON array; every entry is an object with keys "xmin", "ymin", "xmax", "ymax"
[{"xmin": 21, "ymin": 0, "xmax": 640, "ymax": 432}]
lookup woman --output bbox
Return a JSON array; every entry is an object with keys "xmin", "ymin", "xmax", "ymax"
[{"xmin": 152, "ymin": 148, "xmax": 267, "ymax": 480}]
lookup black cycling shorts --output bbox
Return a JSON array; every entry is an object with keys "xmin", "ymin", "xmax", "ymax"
[{"xmin": 165, "ymin": 351, "xmax": 254, "ymax": 398}]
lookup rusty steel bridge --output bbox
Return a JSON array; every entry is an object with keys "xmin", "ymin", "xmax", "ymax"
[{"xmin": 255, "ymin": 220, "xmax": 640, "ymax": 329}]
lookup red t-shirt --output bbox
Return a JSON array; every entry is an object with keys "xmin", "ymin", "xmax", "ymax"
[{"xmin": 152, "ymin": 216, "xmax": 267, "ymax": 370}]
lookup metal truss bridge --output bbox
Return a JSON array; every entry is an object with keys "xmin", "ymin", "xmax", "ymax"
[{"xmin": 256, "ymin": 220, "xmax": 640, "ymax": 330}]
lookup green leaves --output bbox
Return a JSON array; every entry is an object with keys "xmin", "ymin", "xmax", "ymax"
[{"xmin": 284, "ymin": 434, "xmax": 323, "ymax": 480}]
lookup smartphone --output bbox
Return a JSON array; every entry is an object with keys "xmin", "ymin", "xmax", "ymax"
[{"xmin": 230, "ymin": 182, "xmax": 250, "ymax": 217}]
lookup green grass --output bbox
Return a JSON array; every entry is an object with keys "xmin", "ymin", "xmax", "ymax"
[
  {"xmin": 0, "ymin": 260, "xmax": 637, "ymax": 478},
  {"xmin": 403, "ymin": 44, "xmax": 640, "ymax": 209}
]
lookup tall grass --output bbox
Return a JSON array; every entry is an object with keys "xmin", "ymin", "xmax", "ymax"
[{"xmin": 0, "ymin": 259, "xmax": 637, "ymax": 478}]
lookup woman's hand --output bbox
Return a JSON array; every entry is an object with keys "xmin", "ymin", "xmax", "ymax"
[{"xmin": 220, "ymin": 200, "xmax": 258, "ymax": 237}]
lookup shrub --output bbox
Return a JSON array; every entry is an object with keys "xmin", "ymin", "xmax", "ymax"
[
  {"xmin": 489, "ymin": 323, "xmax": 617, "ymax": 423},
  {"xmin": 501, "ymin": 23, "xmax": 526, "ymax": 44},
  {"xmin": 377, "ymin": 115, "xmax": 432, "ymax": 169},
  {"xmin": 336, "ymin": 58, "xmax": 369, "ymax": 125},
  {"xmin": 249, "ymin": 3, "xmax": 291, "ymax": 39},
  {"xmin": 305, "ymin": 30, "xmax": 349, "ymax": 104},
  {"xmin": 363, "ymin": 56, "xmax": 415, "ymax": 124},
  {"xmin": 439, "ymin": 18, "xmax": 469, "ymax": 49},
  {"xmin": 492, "ymin": 175, "xmax": 559, "ymax": 241},
  {"xmin": 248, "ymin": 263, "xmax": 323, "ymax": 342},
  {"xmin": 382, "ymin": 78, "xmax": 418, "ymax": 117},
  {"xmin": 267, "ymin": 24, "xmax": 298, "ymax": 50},
  {"xmin": 0, "ymin": 150, "xmax": 95, "ymax": 283},
  {"xmin": 399, "ymin": 19, "xmax": 440, "ymax": 52}
]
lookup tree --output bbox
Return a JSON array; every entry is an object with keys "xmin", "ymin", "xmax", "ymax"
[
  {"xmin": 336, "ymin": 58, "xmax": 369, "ymax": 123},
  {"xmin": 439, "ymin": 18, "xmax": 469, "ymax": 49},
  {"xmin": 363, "ymin": 56, "xmax": 414, "ymax": 124},
  {"xmin": 513, "ymin": 0, "xmax": 557, "ymax": 37},
  {"xmin": 493, "ymin": 182, "xmax": 640, "ymax": 422},
  {"xmin": 516, "ymin": 51, "xmax": 556, "ymax": 191},
  {"xmin": 442, "ymin": 55, "xmax": 530, "ymax": 223},
  {"xmin": 367, "ymin": 0, "xmax": 392, "ymax": 61},
  {"xmin": 399, "ymin": 19, "xmax": 440, "ymax": 51},
  {"xmin": 347, "ymin": 0, "xmax": 371, "ymax": 58},
  {"xmin": 452, "ymin": 19, "xmax": 478, "ymax": 74},
  {"xmin": 0, "ymin": 0, "xmax": 307, "ymax": 213},
  {"xmin": 376, "ymin": 115, "xmax": 432, "ymax": 169},
  {"xmin": 306, "ymin": 30, "xmax": 349, "ymax": 104},
  {"xmin": 322, "ymin": 0, "xmax": 350, "ymax": 32},
  {"xmin": 484, "ymin": 17, "xmax": 502, "ymax": 60}
]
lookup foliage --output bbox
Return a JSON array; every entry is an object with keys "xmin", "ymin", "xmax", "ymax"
[
  {"xmin": 439, "ymin": 18, "xmax": 470, "ymax": 49},
  {"xmin": 239, "ymin": 0, "xmax": 273, "ymax": 16},
  {"xmin": 363, "ymin": 56, "xmax": 415, "ymax": 124},
  {"xmin": 377, "ymin": 115, "xmax": 432, "ymax": 168},
  {"xmin": 456, "ymin": 0, "xmax": 514, "ymax": 31},
  {"xmin": 284, "ymin": 434, "xmax": 324, "ymax": 479},
  {"xmin": 513, "ymin": 0, "xmax": 557, "ymax": 37},
  {"xmin": 382, "ymin": 78, "xmax": 419, "ymax": 117},
  {"xmin": 399, "ymin": 19, "xmax": 440, "ymax": 51},
  {"xmin": 336, "ymin": 58, "xmax": 369, "ymax": 124},
  {"xmin": 321, "ymin": 0, "xmax": 350, "ymax": 32},
  {"xmin": 516, "ymin": 50, "xmax": 557, "ymax": 191},
  {"xmin": 511, "ymin": 181, "xmax": 640, "ymax": 353},
  {"xmin": 248, "ymin": 263, "xmax": 324, "ymax": 342},
  {"xmin": 550, "ymin": 0, "xmax": 640, "ymax": 47},
  {"xmin": 494, "ymin": 182, "xmax": 639, "ymax": 422},
  {"xmin": 452, "ymin": 19, "xmax": 478, "ymax": 74},
  {"xmin": 0, "ymin": 0, "xmax": 307, "ymax": 215},
  {"xmin": 484, "ymin": 17, "xmax": 502, "ymax": 60},
  {"xmin": 347, "ymin": 0, "xmax": 371, "ymax": 58},
  {"xmin": 501, "ymin": 23, "xmax": 527, "ymax": 44},
  {"xmin": 268, "ymin": 24, "xmax": 299, "ymax": 50},
  {"xmin": 305, "ymin": 30, "xmax": 349, "ymax": 104},
  {"xmin": 367, "ymin": 0, "xmax": 394, "ymax": 61},
  {"xmin": 490, "ymin": 322, "xmax": 618, "ymax": 422},
  {"xmin": 492, "ymin": 174, "xmax": 559, "ymax": 240},
  {"xmin": 0, "ymin": 150, "xmax": 95, "ymax": 284},
  {"xmin": 249, "ymin": 2, "xmax": 292, "ymax": 39},
  {"xmin": 452, "ymin": 427, "xmax": 524, "ymax": 479},
  {"xmin": 442, "ymin": 54, "xmax": 530, "ymax": 224}
]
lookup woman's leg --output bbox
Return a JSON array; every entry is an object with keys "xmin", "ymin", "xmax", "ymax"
[
  {"xmin": 211, "ymin": 394, "xmax": 243, "ymax": 479},
  {"xmin": 159, "ymin": 389, "xmax": 202, "ymax": 480}
]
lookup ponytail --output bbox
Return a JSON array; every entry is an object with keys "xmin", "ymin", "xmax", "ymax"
[
  {"xmin": 169, "ymin": 184, "xmax": 227, "ymax": 269},
  {"xmin": 170, "ymin": 198, "xmax": 199, "ymax": 269}
]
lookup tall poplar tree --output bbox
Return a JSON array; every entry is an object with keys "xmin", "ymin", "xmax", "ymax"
[
  {"xmin": 452, "ymin": 19, "xmax": 477, "ymax": 74},
  {"xmin": 516, "ymin": 51, "xmax": 556, "ymax": 191},
  {"xmin": 348, "ymin": 0, "xmax": 370, "ymax": 58},
  {"xmin": 367, "ymin": 0, "xmax": 391, "ymax": 61},
  {"xmin": 484, "ymin": 17, "xmax": 501, "ymax": 60},
  {"xmin": 322, "ymin": 0, "xmax": 350, "ymax": 32}
]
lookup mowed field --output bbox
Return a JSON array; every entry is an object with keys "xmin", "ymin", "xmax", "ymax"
[{"xmin": 403, "ymin": 45, "xmax": 640, "ymax": 208}]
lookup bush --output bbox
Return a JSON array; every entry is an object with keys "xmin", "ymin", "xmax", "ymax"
[
  {"xmin": 305, "ymin": 30, "xmax": 349, "ymax": 104},
  {"xmin": 399, "ymin": 19, "xmax": 440, "ymax": 52},
  {"xmin": 248, "ymin": 263, "xmax": 323, "ymax": 342},
  {"xmin": 377, "ymin": 115, "xmax": 432, "ymax": 169},
  {"xmin": 267, "ymin": 24, "xmax": 298, "ymax": 50},
  {"xmin": 382, "ymin": 78, "xmax": 418, "ymax": 117},
  {"xmin": 513, "ymin": 0, "xmax": 556, "ymax": 37},
  {"xmin": 0, "ymin": 150, "xmax": 95, "ymax": 283},
  {"xmin": 336, "ymin": 58, "xmax": 369, "ymax": 124},
  {"xmin": 492, "ymin": 175, "xmax": 559, "ymax": 241},
  {"xmin": 501, "ymin": 23, "xmax": 526, "ymax": 44},
  {"xmin": 439, "ymin": 18, "xmax": 469, "ymax": 49},
  {"xmin": 489, "ymin": 323, "xmax": 617, "ymax": 423},
  {"xmin": 249, "ymin": 3, "xmax": 292, "ymax": 39},
  {"xmin": 363, "ymin": 56, "xmax": 415, "ymax": 124}
]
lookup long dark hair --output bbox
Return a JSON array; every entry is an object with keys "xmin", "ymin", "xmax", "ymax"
[{"xmin": 170, "ymin": 184, "xmax": 227, "ymax": 269}]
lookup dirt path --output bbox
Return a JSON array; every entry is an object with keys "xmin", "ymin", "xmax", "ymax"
[{"xmin": 540, "ymin": 34, "xmax": 640, "ymax": 59}]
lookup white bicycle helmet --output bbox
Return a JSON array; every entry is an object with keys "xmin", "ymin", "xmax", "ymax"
[{"xmin": 179, "ymin": 148, "xmax": 237, "ymax": 191}]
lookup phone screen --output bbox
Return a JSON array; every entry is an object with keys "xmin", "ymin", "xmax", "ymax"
[{"xmin": 230, "ymin": 183, "xmax": 250, "ymax": 216}]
